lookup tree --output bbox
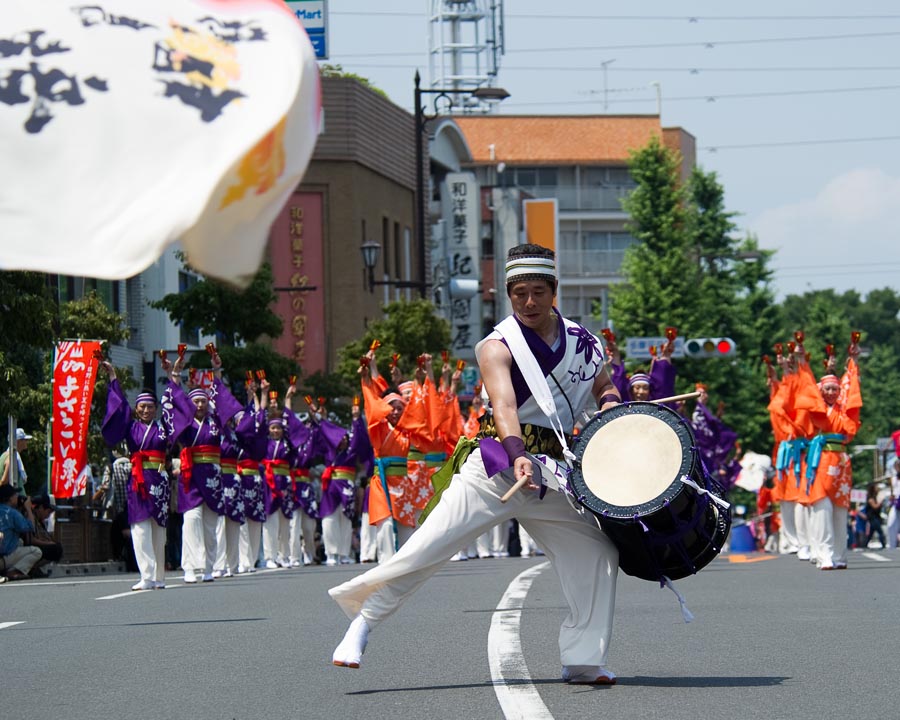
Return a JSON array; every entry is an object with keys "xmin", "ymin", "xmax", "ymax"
[
  {"xmin": 336, "ymin": 299, "xmax": 452, "ymax": 388},
  {"xmin": 607, "ymin": 142, "xmax": 782, "ymax": 456},
  {"xmin": 149, "ymin": 254, "xmax": 283, "ymax": 347}
]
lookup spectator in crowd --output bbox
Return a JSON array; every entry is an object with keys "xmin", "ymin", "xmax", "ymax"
[
  {"xmin": 25, "ymin": 493, "xmax": 63, "ymax": 576},
  {"xmin": 887, "ymin": 459, "xmax": 900, "ymax": 550},
  {"xmin": 107, "ymin": 450, "xmax": 138, "ymax": 572},
  {"xmin": 0, "ymin": 428, "xmax": 32, "ymax": 494},
  {"xmin": 865, "ymin": 482, "xmax": 886, "ymax": 548},
  {"xmin": 0, "ymin": 484, "xmax": 40, "ymax": 581}
]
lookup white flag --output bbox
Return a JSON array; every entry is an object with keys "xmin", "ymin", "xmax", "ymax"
[{"xmin": 0, "ymin": 0, "xmax": 320, "ymax": 286}]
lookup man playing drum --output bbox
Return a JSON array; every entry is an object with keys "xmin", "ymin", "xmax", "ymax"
[{"xmin": 329, "ymin": 244, "xmax": 623, "ymax": 685}]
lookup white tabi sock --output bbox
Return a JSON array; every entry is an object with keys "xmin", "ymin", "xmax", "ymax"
[{"xmin": 332, "ymin": 614, "xmax": 369, "ymax": 669}]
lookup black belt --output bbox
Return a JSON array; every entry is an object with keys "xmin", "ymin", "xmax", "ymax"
[{"xmin": 477, "ymin": 415, "xmax": 572, "ymax": 458}]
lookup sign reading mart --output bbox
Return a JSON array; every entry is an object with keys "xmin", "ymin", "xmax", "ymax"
[{"xmin": 285, "ymin": 0, "xmax": 327, "ymax": 59}]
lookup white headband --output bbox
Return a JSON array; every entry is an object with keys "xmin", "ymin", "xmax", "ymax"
[{"xmin": 505, "ymin": 256, "xmax": 557, "ymax": 284}]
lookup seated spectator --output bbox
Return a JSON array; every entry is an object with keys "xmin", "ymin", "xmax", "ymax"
[
  {"xmin": 25, "ymin": 493, "xmax": 64, "ymax": 576},
  {"xmin": 0, "ymin": 485, "xmax": 40, "ymax": 581}
]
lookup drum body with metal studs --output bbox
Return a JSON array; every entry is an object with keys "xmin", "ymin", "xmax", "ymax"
[{"xmin": 569, "ymin": 401, "xmax": 731, "ymax": 582}]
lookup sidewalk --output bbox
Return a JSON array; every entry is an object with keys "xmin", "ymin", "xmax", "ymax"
[{"xmin": 43, "ymin": 561, "xmax": 129, "ymax": 578}]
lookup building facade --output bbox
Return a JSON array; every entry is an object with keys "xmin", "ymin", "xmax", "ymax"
[{"xmin": 452, "ymin": 115, "xmax": 696, "ymax": 334}]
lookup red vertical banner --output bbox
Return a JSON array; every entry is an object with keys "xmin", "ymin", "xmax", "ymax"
[{"xmin": 51, "ymin": 341, "xmax": 101, "ymax": 498}]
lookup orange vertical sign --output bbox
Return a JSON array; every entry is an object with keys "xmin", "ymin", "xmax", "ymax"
[{"xmin": 523, "ymin": 198, "xmax": 558, "ymax": 254}]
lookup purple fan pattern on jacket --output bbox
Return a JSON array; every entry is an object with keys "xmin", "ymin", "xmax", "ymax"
[{"xmin": 319, "ymin": 415, "xmax": 373, "ymax": 520}]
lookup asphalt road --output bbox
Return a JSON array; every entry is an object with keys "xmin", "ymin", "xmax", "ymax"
[{"xmin": 3, "ymin": 547, "xmax": 897, "ymax": 720}]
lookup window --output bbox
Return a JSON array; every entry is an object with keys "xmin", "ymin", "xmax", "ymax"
[{"xmin": 382, "ymin": 217, "xmax": 391, "ymax": 277}]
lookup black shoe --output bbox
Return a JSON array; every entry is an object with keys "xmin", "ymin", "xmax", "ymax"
[{"xmin": 28, "ymin": 567, "xmax": 47, "ymax": 578}]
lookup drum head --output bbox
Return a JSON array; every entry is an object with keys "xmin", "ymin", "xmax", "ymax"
[{"xmin": 571, "ymin": 402, "xmax": 696, "ymax": 520}]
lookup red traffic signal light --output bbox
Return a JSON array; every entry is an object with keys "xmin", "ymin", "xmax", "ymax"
[{"xmin": 684, "ymin": 337, "xmax": 736, "ymax": 358}]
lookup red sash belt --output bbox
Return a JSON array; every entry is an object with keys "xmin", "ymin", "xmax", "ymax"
[
  {"xmin": 262, "ymin": 459, "xmax": 291, "ymax": 498},
  {"xmin": 322, "ymin": 465, "xmax": 355, "ymax": 492},
  {"xmin": 130, "ymin": 450, "xmax": 165, "ymax": 500},
  {"xmin": 180, "ymin": 444, "xmax": 221, "ymax": 491},
  {"xmin": 238, "ymin": 459, "xmax": 260, "ymax": 476}
]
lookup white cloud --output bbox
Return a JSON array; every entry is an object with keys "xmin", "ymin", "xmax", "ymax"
[{"xmin": 748, "ymin": 168, "xmax": 900, "ymax": 298}]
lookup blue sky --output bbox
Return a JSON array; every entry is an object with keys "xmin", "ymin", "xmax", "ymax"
[{"xmin": 321, "ymin": 0, "xmax": 900, "ymax": 299}]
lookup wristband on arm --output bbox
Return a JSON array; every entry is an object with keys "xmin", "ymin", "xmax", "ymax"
[
  {"xmin": 501, "ymin": 436, "xmax": 527, "ymax": 465},
  {"xmin": 598, "ymin": 393, "xmax": 620, "ymax": 407}
]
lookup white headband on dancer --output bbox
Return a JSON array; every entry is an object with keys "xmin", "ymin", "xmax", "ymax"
[{"xmin": 505, "ymin": 256, "xmax": 557, "ymax": 284}]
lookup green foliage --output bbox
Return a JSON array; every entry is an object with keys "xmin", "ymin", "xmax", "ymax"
[
  {"xmin": 149, "ymin": 257, "xmax": 283, "ymax": 346},
  {"xmin": 320, "ymin": 64, "xmax": 389, "ymax": 99},
  {"xmin": 336, "ymin": 299, "xmax": 452, "ymax": 388}
]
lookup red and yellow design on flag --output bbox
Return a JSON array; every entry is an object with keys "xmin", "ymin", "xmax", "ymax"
[{"xmin": 51, "ymin": 341, "xmax": 101, "ymax": 498}]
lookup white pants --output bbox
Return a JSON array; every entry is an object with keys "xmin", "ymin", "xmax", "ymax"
[
  {"xmin": 3, "ymin": 541, "xmax": 42, "ymax": 575},
  {"xmin": 375, "ymin": 515, "xmax": 417, "ymax": 563},
  {"xmin": 239, "ymin": 519, "xmax": 262, "ymax": 570},
  {"xmin": 359, "ymin": 511, "xmax": 377, "ymax": 562},
  {"xmin": 181, "ymin": 504, "xmax": 219, "ymax": 574},
  {"xmin": 491, "ymin": 520, "xmax": 510, "ymax": 555},
  {"xmin": 322, "ymin": 509, "xmax": 352, "ymax": 558},
  {"xmin": 263, "ymin": 512, "xmax": 285, "ymax": 563},
  {"xmin": 832, "ymin": 505, "xmax": 849, "ymax": 566},
  {"xmin": 887, "ymin": 506, "xmax": 900, "ymax": 549},
  {"xmin": 519, "ymin": 523, "xmax": 541, "ymax": 556},
  {"xmin": 778, "ymin": 500, "xmax": 799, "ymax": 553},
  {"xmin": 794, "ymin": 503, "xmax": 811, "ymax": 557},
  {"xmin": 214, "ymin": 516, "xmax": 242, "ymax": 573},
  {"xmin": 289, "ymin": 511, "xmax": 317, "ymax": 564},
  {"xmin": 132, "ymin": 519, "xmax": 166, "ymax": 583},
  {"xmin": 808, "ymin": 497, "xmax": 834, "ymax": 568},
  {"xmin": 330, "ymin": 449, "xmax": 619, "ymax": 668}
]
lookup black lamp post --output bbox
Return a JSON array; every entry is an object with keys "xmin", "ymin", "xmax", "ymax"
[
  {"xmin": 360, "ymin": 238, "xmax": 426, "ymax": 293},
  {"xmin": 413, "ymin": 71, "xmax": 509, "ymax": 300}
]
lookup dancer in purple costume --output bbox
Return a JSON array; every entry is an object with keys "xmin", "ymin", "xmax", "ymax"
[
  {"xmin": 691, "ymin": 383, "xmax": 741, "ymax": 492},
  {"xmin": 320, "ymin": 403, "xmax": 374, "ymax": 565},
  {"xmin": 100, "ymin": 354, "xmax": 194, "ymax": 591},
  {"xmin": 604, "ymin": 331, "xmax": 676, "ymax": 403},
  {"xmin": 175, "ymin": 351, "xmax": 243, "ymax": 583}
]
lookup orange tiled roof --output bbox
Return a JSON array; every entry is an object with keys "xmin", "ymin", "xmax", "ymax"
[{"xmin": 453, "ymin": 115, "xmax": 663, "ymax": 165}]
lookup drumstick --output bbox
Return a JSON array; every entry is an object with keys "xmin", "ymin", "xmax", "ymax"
[
  {"xmin": 500, "ymin": 475, "xmax": 530, "ymax": 503},
  {"xmin": 652, "ymin": 390, "xmax": 702, "ymax": 405}
]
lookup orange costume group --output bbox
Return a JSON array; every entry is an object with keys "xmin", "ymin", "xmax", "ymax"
[
  {"xmin": 766, "ymin": 335, "xmax": 862, "ymax": 569},
  {"xmin": 360, "ymin": 356, "xmax": 466, "ymax": 556}
]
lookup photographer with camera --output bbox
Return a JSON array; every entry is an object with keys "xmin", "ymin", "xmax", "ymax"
[{"xmin": 0, "ymin": 484, "xmax": 40, "ymax": 581}]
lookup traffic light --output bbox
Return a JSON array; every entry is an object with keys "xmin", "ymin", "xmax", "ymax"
[{"xmin": 684, "ymin": 337, "xmax": 736, "ymax": 358}]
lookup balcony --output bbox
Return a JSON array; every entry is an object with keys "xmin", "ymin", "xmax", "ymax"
[
  {"xmin": 558, "ymin": 249, "xmax": 627, "ymax": 277},
  {"xmin": 518, "ymin": 184, "xmax": 633, "ymax": 212}
]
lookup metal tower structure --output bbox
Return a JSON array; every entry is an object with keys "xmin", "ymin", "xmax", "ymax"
[{"xmin": 428, "ymin": 0, "xmax": 505, "ymax": 112}]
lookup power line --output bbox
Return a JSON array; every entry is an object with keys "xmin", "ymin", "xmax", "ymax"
[
  {"xmin": 333, "ymin": 30, "xmax": 900, "ymax": 57},
  {"xmin": 505, "ymin": 83, "xmax": 900, "ymax": 108},
  {"xmin": 330, "ymin": 11, "xmax": 900, "ymax": 22},
  {"xmin": 338, "ymin": 62, "xmax": 900, "ymax": 74},
  {"xmin": 702, "ymin": 135, "xmax": 900, "ymax": 152}
]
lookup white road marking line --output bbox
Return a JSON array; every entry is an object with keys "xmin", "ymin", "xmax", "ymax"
[
  {"xmin": 488, "ymin": 561, "xmax": 555, "ymax": 720},
  {"xmin": 0, "ymin": 622, "xmax": 25, "ymax": 630},
  {"xmin": 862, "ymin": 552, "xmax": 891, "ymax": 562},
  {"xmin": 97, "ymin": 590, "xmax": 153, "ymax": 600}
]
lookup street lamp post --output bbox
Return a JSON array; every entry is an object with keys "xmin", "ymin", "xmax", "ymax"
[
  {"xmin": 413, "ymin": 71, "xmax": 509, "ymax": 301},
  {"xmin": 360, "ymin": 239, "xmax": 426, "ymax": 293}
]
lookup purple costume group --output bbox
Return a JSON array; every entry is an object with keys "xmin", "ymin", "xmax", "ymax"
[{"xmin": 102, "ymin": 376, "xmax": 373, "ymax": 589}]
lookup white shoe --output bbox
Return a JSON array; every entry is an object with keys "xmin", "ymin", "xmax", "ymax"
[
  {"xmin": 520, "ymin": 552, "xmax": 531, "ymax": 558},
  {"xmin": 153, "ymin": 581, "xmax": 166, "ymax": 590},
  {"xmin": 797, "ymin": 547, "xmax": 811, "ymax": 561},
  {"xmin": 325, "ymin": 554, "xmax": 339, "ymax": 566},
  {"xmin": 449, "ymin": 551, "xmax": 467, "ymax": 562},
  {"xmin": 131, "ymin": 580, "xmax": 154, "ymax": 591},
  {"xmin": 290, "ymin": 559, "xmax": 302, "ymax": 568},
  {"xmin": 562, "ymin": 665, "xmax": 617, "ymax": 685},
  {"xmin": 332, "ymin": 615, "xmax": 369, "ymax": 669},
  {"xmin": 183, "ymin": 570, "xmax": 198, "ymax": 584},
  {"xmin": 340, "ymin": 556, "xmax": 355, "ymax": 564},
  {"xmin": 265, "ymin": 560, "xmax": 278, "ymax": 569},
  {"xmin": 236, "ymin": 565, "xmax": 248, "ymax": 574},
  {"xmin": 222, "ymin": 570, "xmax": 234, "ymax": 578},
  {"xmin": 201, "ymin": 573, "xmax": 215, "ymax": 582},
  {"xmin": 211, "ymin": 570, "xmax": 223, "ymax": 579}
]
